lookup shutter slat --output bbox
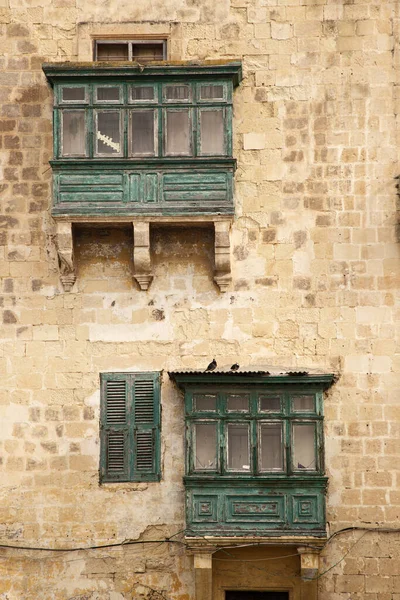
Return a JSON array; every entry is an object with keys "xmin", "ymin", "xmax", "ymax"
[
  {"xmin": 136, "ymin": 431, "xmax": 154, "ymax": 470},
  {"xmin": 106, "ymin": 380, "xmax": 127, "ymax": 424},
  {"xmin": 107, "ymin": 431, "xmax": 126, "ymax": 471},
  {"xmin": 134, "ymin": 380, "xmax": 154, "ymax": 422}
]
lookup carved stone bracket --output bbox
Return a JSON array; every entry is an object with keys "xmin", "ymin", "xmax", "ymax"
[
  {"xmin": 193, "ymin": 551, "xmax": 214, "ymax": 600},
  {"xmin": 214, "ymin": 220, "xmax": 232, "ymax": 292},
  {"xmin": 297, "ymin": 546, "xmax": 320, "ymax": 581},
  {"xmin": 133, "ymin": 222, "xmax": 153, "ymax": 291},
  {"xmin": 56, "ymin": 222, "xmax": 76, "ymax": 292}
]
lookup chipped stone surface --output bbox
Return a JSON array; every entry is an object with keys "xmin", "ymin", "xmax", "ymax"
[{"xmin": 0, "ymin": 0, "xmax": 400, "ymax": 598}]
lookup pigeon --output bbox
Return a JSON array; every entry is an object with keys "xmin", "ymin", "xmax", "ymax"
[
  {"xmin": 205, "ymin": 359, "xmax": 217, "ymax": 371},
  {"xmin": 230, "ymin": 363, "xmax": 239, "ymax": 371}
]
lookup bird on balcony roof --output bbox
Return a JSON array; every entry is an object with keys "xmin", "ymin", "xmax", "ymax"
[{"xmin": 205, "ymin": 359, "xmax": 217, "ymax": 371}]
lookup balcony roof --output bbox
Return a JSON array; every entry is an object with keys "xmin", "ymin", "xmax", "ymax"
[
  {"xmin": 42, "ymin": 60, "xmax": 243, "ymax": 86},
  {"xmin": 169, "ymin": 366, "xmax": 336, "ymax": 388}
]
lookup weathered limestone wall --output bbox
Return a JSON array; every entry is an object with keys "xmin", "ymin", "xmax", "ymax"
[{"xmin": 0, "ymin": 0, "xmax": 399, "ymax": 598}]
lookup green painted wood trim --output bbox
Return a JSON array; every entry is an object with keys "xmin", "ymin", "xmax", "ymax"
[
  {"xmin": 50, "ymin": 158, "xmax": 237, "ymax": 169},
  {"xmin": 43, "ymin": 61, "xmax": 243, "ymax": 87},
  {"xmin": 184, "ymin": 476, "xmax": 328, "ymax": 487}
]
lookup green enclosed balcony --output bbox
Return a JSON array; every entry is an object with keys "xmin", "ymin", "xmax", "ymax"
[
  {"xmin": 169, "ymin": 369, "xmax": 335, "ymax": 540},
  {"xmin": 43, "ymin": 62, "xmax": 241, "ymax": 218},
  {"xmin": 43, "ymin": 61, "xmax": 242, "ymax": 292}
]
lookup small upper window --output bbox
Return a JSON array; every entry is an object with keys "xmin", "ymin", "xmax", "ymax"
[{"xmin": 94, "ymin": 39, "xmax": 167, "ymax": 62}]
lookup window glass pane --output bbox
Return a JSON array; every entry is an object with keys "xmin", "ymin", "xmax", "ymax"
[
  {"xmin": 62, "ymin": 111, "xmax": 86, "ymax": 156},
  {"xmin": 293, "ymin": 424, "xmax": 317, "ymax": 471},
  {"xmin": 96, "ymin": 87, "xmax": 121, "ymax": 102},
  {"xmin": 131, "ymin": 86, "xmax": 155, "ymax": 101},
  {"xmin": 62, "ymin": 87, "xmax": 86, "ymax": 102},
  {"xmin": 96, "ymin": 111, "xmax": 121, "ymax": 155},
  {"xmin": 227, "ymin": 424, "xmax": 250, "ymax": 471},
  {"xmin": 132, "ymin": 43, "xmax": 164, "ymax": 62},
  {"xmin": 259, "ymin": 396, "xmax": 281, "ymax": 412},
  {"xmin": 292, "ymin": 395, "xmax": 315, "ymax": 412},
  {"xmin": 165, "ymin": 85, "xmax": 190, "ymax": 101},
  {"xmin": 194, "ymin": 394, "xmax": 217, "ymax": 412},
  {"xmin": 200, "ymin": 85, "xmax": 224, "ymax": 100},
  {"xmin": 165, "ymin": 110, "xmax": 190, "ymax": 155},
  {"xmin": 260, "ymin": 423, "xmax": 283, "ymax": 471},
  {"xmin": 97, "ymin": 43, "xmax": 129, "ymax": 61},
  {"xmin": 227, "ymin": 394, "xmax": 249, "ymax": 412},
  {"xmin": 200, "ymin": 109, "xmax": 224, "ymax": 155},
  {"xmin": 194, "ymin": 423, "xmax": 217, "ymax": 470},
  {"xmin": 131, "ymin": 110, "xmax": 155, "ymax": 155}
]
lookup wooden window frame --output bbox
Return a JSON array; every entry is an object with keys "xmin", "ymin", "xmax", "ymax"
[
  {"xmin": 185, "ymin": 387, "xmax": 324, "ymax": 478},
  {"xmin": 100, "ymin": 372, "xmax": 161, "ymax": 483},
  {"xmin": 55, "ymin": 80, "xmax": 232, "ymax": 160},
  {"xmin": 94, "ymin": 39, "xmax": 167, "ymax": 62}
]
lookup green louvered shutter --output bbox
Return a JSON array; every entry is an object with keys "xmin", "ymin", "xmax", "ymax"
[
  {"xmin": 133, "ymin": 373, "xmax": 161, "ymax": 481},
  {"xmin": 100, "ymin": 374, "xmax": 132, "ymax": 482}
]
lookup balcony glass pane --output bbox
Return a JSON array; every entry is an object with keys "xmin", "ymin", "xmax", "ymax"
[
  {"xmin": 200, "ymin": 109, "xmax": 224, "ymax": 155},
  {"xmin": 292, "ymin": 395, "xmax": 315, "ymax": 412},
  {"xmin": 293, "ymin": 423, "xmax": 317, "ymax": 471},
  {"xmin": 165, "ymin": 109, "xmax": 190, "ymax": 155},
  {"xmin": 193, "ymin": 394, "xmax": 217, "ymax": 412},
  {"xmin": 259, "ymin": 395, "xmax": 281, "ymax": 412},
  {"xmin": 61, "ymin": 87, "xmax": 86, "ymax": 102},
  {"xmin": 227, "ymin": 424, "xmax": 250, "ymax": 471},
  {"xmin": 62, "ymin": 111, "xmax": 86, "ymax": 156},
  {"xmin": 260, "ymin": 423, "xmax": 283, "ymax": 471},
  {"xmin": 194, "ymin": 423, "xmax": 217, "ymax": 471},
  {"xmin": 131, "ymin": 86, "xmax": 155, "ymax": 101},
  {"xmin": 131, "ymin": 110, "xmax": 156, "ymax": 155},
  {"xmin": 96, "ymin": 111, "xmax": 121, "ymax": 155},
  {"xmin": 227, "ymin": 394, "xmax": 249, "ymax": 412},
  {"xmin": 96, "ymin": 87, "xmax": 121, "ymax": 102},
  {"xmin": 165, "ymin": 85, "xmax": 189, "ymax": 101},
  {"xmin": 200, "ymin": 85, "xmax": 224, "ymax": 100}
]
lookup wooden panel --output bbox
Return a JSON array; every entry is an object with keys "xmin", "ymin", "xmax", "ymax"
[
  {"xmin": 59, "ymin": 173, "xmax": 123, "ymax": 186},
  {"xmin": 192, "ymin": 495, "xmax": 219, "ymax": 523},
  {"xmin": 225, "ymin": 495, "xmax": 286, "ymax": 524},
  {"xmin": 142, "ymin": 173, "xmax": 159, "ymax": 203},
  {"xmin": 291, "ymin": 494, "xmax": 322, "ymax": 525},
  {"xmin": 130, "ymin": 173, "xmax": 140, "ymax": 202},
  {"xmin": 59, "ymin": 192, "xmax": 124, "ymax": 203},
  {"xmin": 162, "ymin": 172, "xmax": 228, "ymax": 202}
]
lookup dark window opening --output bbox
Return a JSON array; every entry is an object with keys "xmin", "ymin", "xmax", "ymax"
[
  {"xmin": 226, "ymin": 592, "xmax": 289, "ymax": 600},
  {"xmin": 95, "ymin": 40, "xmax": 167, "ymax": 62}
]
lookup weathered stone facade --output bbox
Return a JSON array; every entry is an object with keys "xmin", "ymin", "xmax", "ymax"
[{"xmin": 0, "ymin": 0, "xmax": 400, "ymax": 598}]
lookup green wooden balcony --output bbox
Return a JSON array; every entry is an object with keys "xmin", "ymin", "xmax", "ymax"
[{"xmin": 43, "ymin": 62, "xmax": 241, "ymax": 219}]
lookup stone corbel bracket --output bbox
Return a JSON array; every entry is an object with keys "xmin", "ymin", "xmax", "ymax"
[
  {"xmin": 133, "ymin": 221, "xmax": 153, "ymax": 291},
  {"xmin": 54, "ymin": 218, "xmax": 232, "ymax": 293},
  {"xmin": 297, "ymin": 546, "xmax": 320, "ymax": 581},
  {"xmin": 214, "ymin": 220, "xmax": 232, "ymax": 292},
  {"xmin": 56, "ymin": 222, "xmax": 76, "ymax": 292}
]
